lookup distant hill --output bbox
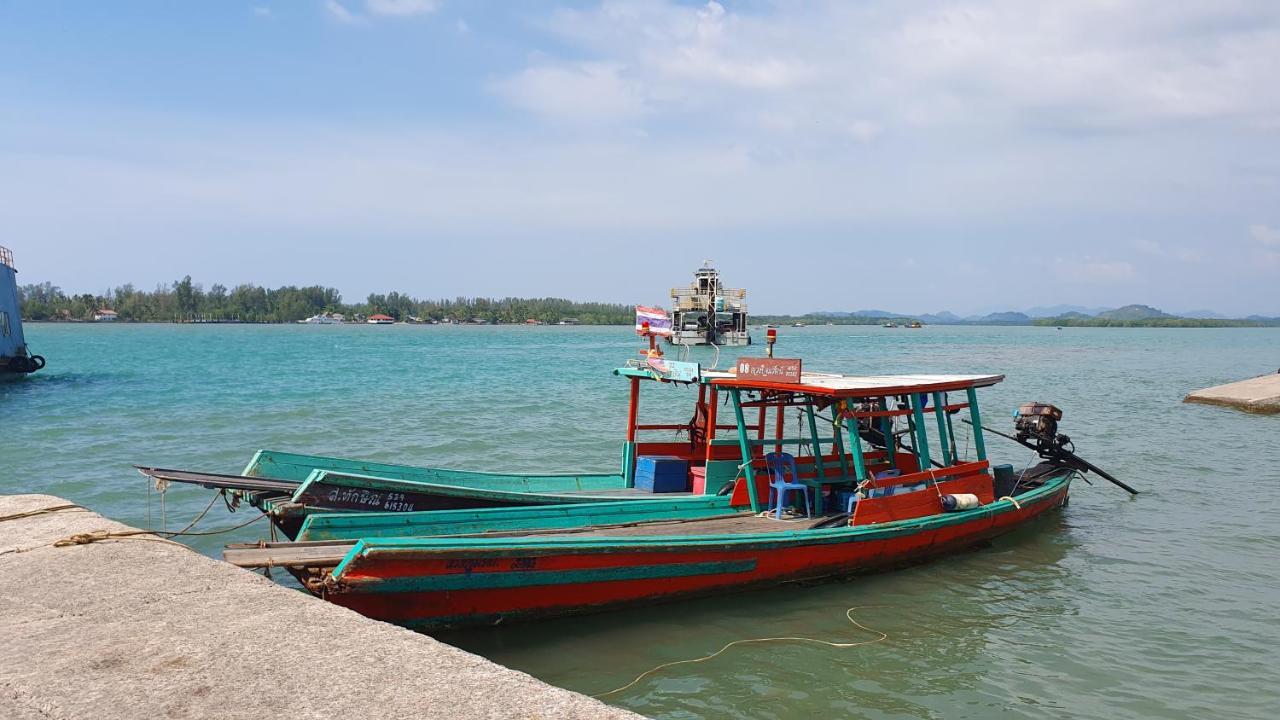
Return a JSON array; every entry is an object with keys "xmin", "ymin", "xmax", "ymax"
[
  {"xmin": 977, "ymin": 311, "xmax": 1032, "ymax": 324},
  {"xmin": 918, "ymin": 311, "xmax": 962, "ymax": 324},
  {"xmin": 791, "ymin": 304, "xmax": 1280, "ymax": 327},
  {"xmin": 1096, "ymin": 304, "xmax": 1172, "ymax": 321},
  {"xmin": 1024, "ymin": 304, "xmax": 1112, "ymax": 318}
]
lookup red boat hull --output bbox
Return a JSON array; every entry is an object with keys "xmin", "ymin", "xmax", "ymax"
[{"xmin": 317, "ymin": 478, "xmax": 1070, "ymax": 629}]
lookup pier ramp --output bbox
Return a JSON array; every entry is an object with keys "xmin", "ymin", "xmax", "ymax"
[
  {"xmin": 1184, "ymin": 373, "xmax": 1280, "ymax": 414},
  {"xmin": 0, "ymin": 494, "xmax": 640, "ymax": 720}
]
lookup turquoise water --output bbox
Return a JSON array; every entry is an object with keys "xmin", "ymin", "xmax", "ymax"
[{"xmin": 6, "ymin": 323, "xmax": 1279, "ymax": 719}]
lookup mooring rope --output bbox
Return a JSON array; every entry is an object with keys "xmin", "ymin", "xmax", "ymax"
[
  {"xmin": 0, "ymin": 504, "xmax": 87, "ymax": 523},
  {"xmin": 593, "ymin": 605, "xmax": 889, "ymax": 699}
]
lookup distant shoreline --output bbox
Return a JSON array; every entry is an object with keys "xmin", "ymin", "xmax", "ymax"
[{"xmin": 26, "ymin": 319, "xmax": 1280, "ymax": 329}]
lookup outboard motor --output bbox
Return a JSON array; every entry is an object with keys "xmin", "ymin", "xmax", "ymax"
[{"xmin": 1014, "ymin": 402, "xmax": 1071, "ymax": 456}]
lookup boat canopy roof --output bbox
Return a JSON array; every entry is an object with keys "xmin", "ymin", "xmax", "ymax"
[
  {"xmin": 616, "ymin": 364, "xmax": 1003, "ymax": 398},
  {"xmin": 710, "ymin": 371, "xmax": 1004, "ymax": 398}
]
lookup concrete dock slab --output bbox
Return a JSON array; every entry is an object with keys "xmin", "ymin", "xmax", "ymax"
[
  {"xmin": 0, "ymin": 494, "xmax": 641, "ymax": 720},
  {"xmin": 1183, "ymin": 372, "xmax": 1280, "ymax": 414}
]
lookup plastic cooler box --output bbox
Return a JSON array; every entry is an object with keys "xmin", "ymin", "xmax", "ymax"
[{"xmin": 634, "ymin": 455, "xmax": 689, "ymax": 493}]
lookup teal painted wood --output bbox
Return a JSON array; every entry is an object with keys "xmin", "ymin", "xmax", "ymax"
[
  {"xmin": 932, "ymin": 391, "xmax": 953, "ymax": 466},
  {"xmin": 967, "ymin": 387, "xmax": 987, "ymax": 461},
  {"xmin": 342, "ymin": 560, "xmax": 758, "ymax": 593},
  {"xmin": 844, "ymin": 419, "xmax": 868, "ymax": 483},
  {"xmin": 245, "ymin": 449, "xmax": 622, "ymax": 492},
  {"xmin": 293, "ymin": 469, "xmax": 643, "ymax": 507},
  {"xmin": 879, "ymin": 398, "xmax": 895, "ymax": 466},
  {"xmin": 832, "ymin": 420, "xmax": 850, "ymax": 478},
  {"xmin": 911, "ymin": 394, "xmax": 932, "ymax": 469},
  {"xmin": 621, "ymin": 442, "xmax": 636, "ymax": 487},
  {"xmin": 330, "ymin": 473, "xmax": 1073, "ymax": 580},
  {"xmin": 298, "ymin": 495, "xmax": 737, "ymax": 541},
  {"xmin": 730, "ymin": 389, "xmax": 761, "ymax": 512},
  {"xmin": 804, "ymin": 403, "xmax": 828, "ymax": 483}
]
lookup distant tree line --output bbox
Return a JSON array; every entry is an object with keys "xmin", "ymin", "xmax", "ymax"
[{"xmin": 18, "ymin": 276, "xmax": 635, "ymax": 325}]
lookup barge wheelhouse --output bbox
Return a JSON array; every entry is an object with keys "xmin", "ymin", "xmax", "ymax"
[
  {"xmin": 667, "ymin": 261, "xmax": 751, "ymax": 346},
  {"xmin": 0, "ymin": 245, "xmax": 44, "ymax": 379}
]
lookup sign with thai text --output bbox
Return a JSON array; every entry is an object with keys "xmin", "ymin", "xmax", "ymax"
[
  {"xmin": 735, "ymin": 357, "xmax": 803, "ymax": 383},
  {"xmin": 647, "ymin": 357, "xmax": 701, "ymax": 382}
]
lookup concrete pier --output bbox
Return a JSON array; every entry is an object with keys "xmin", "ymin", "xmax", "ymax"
[
  {"xmin": 0, "ymin": 494, "xmax": 640, "ymax": 720},
  {"xmin": 1184, "ymin": 373, "xmax": 1280, "ymax": 414}
]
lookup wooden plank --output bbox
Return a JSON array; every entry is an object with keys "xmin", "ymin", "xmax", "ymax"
[{"xmin": 223, "ymin": 540, "xmax": 356, "ymax": 568}]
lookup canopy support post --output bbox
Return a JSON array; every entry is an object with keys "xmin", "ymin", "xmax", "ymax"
[
  {"xmin": 730, "ymin": 389, "xmax": 761, "ymax": 512},
  {"xmin": 879, "ymin": 397, "xmax": 895, "ymax": 467},
  {"xmin": 932, "ymin": 391, "xmax": 953, "ymax": 466},
  {"xmin": 966, "ymin": 387, "xmax": 987, "ymax": 462},
  {"xmin": 623, "ymin": 376, "xmax": 640, "ymax": 487},
  {"xmin": 805, "ymin": 399, "xmax": 827, "ymax": 484},
  {"xmin": 911, "ymin": 393, "xmax": 931, "ymax": 470}
]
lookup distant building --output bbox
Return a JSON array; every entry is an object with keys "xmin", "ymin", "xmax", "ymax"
[
  {"xmin": 366, "ymin": 314, "xmax": 395, "ymax": 325},
  {"xmin": 94, "ymin": 309, "xmax": 119, "ymax": 322},
  {"xmin": 558, "ymin": 318, "xmax": 580, "ymax": 325}
]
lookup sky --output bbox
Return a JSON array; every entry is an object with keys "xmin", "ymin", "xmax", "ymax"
[{"xmin": 1, "ymin": 0, "xmax": 1278, "ymax": 316}]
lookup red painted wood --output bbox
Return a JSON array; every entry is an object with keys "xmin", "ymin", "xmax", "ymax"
[{"xmin": 328, "ymin": 482, "xmax": 1068, "ymax": 626}]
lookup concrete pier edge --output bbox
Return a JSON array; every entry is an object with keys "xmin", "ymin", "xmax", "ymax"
[
  {"xmin": 0, "ymin": 494, "xmax": 642, "ymax": 720},
  {"xmin": 1183, "ymin": 373, "xmax": 1280, "ymax": 414}
]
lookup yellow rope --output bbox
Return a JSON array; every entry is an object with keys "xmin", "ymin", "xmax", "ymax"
[
  {"xmin": 0, "ymin": 504, "xmax": 87, "ymax": 523},
  {"xmin": 593, "ymin": 605, "xmax": 889, "ymax": 699}
]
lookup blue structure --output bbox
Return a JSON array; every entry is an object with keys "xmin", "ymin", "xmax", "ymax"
[{"xmin": 0, "ymin": 245, "xmax": 44, "ymax": 377}]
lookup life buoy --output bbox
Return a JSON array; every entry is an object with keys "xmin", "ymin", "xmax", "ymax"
[{"xmin": 29, "ymin": 355, "xmax": 45, "ymax": 371}]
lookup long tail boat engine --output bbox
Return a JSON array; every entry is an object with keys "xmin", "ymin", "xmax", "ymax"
[{"xmin": 1013, "ymin": 402, "xmax": 1071, "ymax": 455}]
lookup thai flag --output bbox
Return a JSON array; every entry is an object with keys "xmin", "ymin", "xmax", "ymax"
[{"xmin": 635, "ymin": 305, "xmax": 673, "ymax": 336}]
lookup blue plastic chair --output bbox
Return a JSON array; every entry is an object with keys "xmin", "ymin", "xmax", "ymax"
[
  {"xmin": 765, "ymin": 452, "xmax": 811, "ymax": 519},
  {"xmin": 848, "ymin": 469, "xmax": 901, "ymax": 511}
]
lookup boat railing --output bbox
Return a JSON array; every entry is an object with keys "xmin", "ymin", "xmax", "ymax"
[{"xmin": 0, "ymin": 245, "xmax": 13, "ymax": 270}]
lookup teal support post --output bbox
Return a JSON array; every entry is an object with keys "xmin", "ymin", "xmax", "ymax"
[
  {"xmin": 966, "ymin": 387, "xmax": 987, "ymax": 462},
  {"xmin": 804, "ymin": 401, "xmax": 828, "ymax": 484},
  {"xmin": 730, "ymin": 389, "xmax": 762, "ymax": 512},
  {"xmin": 832, "ymin": 419, "xmax": 850, "ymax": 480},
  {"xmin": 911, "ymin": 393, "xmax": 931, "ymax": 470},
  {"xmin": 621, "ymin": 442, "xmax": 636, "ymax": 486},
  {"xmin": 932, "ymin": 391, "xmax": 953, "ymax": 466},
  {"xmin": 845, "ymin": 421, "xmax": 869, "ymax": 484},
  {"xmin": 879, "ymin": 398, "xmax": 895, "ymax": 466}
]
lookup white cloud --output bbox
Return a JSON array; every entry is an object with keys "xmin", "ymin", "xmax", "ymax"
[
  {"xmin": 496, "ymin": 0, "xmax": 1280, "ymax": 136},
  {"xmin": 1051, "ymin": 258, "xmax": 1137, "ymax": 284},
  {"xmin": 490, "ymin": 63, "xmax": 646, "ymax": 124},
  {"xmin": 365, "ymin": 0, "xmax": 438, "ymax": 18},
  {"xmin": 324, "ymin": 0, "xmax": 363, "ymax": 25},
  {"xmin": 1134, "ymin": 238, "xmax": 1201, "ymax": 263},
  {"xmin": 1251, "ymin": 224, "xmax": 1280, "ymax": 247}
]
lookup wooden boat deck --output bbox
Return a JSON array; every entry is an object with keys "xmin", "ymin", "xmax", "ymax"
[
  {"xmin": 224, "ymin": 513, "xmax": 814, "ymax": 568},
  {"xmin": 530, "ymin": 512, "xmax": 812, "ymax": 538}
]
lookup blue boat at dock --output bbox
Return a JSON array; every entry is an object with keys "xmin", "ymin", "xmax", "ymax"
[{"xmin": 0, "ymin": 245, "xmax": 45, "ymax": 379}]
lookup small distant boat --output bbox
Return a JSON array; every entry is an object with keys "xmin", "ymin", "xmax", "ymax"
[
  {"xmin": 791, "ymin": 322, "xmax": 807, "ymax": 328},
  {"xmin": 299, "ymin": 312, "xmax": 345, "ymax": 325},
  {"xmin": 907, "ymin": 320, "xmax": 924, "ymax": 328},
  {"xmin": 366, "ymin": 314, "xmax": 395, "ymax": 325},
  {"xmin": 882, "ymin": 321, "xmax": 897, "ymax": 328}
]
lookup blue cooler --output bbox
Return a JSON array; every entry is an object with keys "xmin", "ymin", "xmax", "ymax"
[{"xmin": 634, "ymin": 455, "xmax": 689, "ymax": 493}]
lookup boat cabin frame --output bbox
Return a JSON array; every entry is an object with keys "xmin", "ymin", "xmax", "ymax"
[{"xmin": 615, "ymin": 360, "xmax": 1003, "ymax": 518}]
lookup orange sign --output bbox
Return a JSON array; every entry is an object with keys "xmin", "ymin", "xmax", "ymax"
[{"xmin": 735, "ymin": 357, "xmax": 802, "ymax": 383}]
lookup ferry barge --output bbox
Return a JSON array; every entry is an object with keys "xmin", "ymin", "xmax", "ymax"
[
  {"xmin": 668, "ymin": 261, "xmax": 750, "ymax": 346},
  {"xmin": 0, "ymin": 245, "xmax": 45, "ymax": 379}
]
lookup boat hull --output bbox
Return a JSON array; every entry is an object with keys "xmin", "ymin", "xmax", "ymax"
[{"xmin": 311, "ymin": 475, "xmax": 1071, "ymax": 629}]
